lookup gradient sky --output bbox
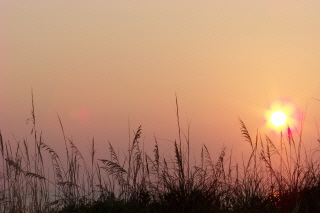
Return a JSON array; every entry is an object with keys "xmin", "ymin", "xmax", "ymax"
[{"xmin": 1, "ymin": 1, "xmax": 320, "ymax": 159}]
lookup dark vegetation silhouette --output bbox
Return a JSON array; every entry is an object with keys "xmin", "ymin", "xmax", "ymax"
[{"xmin": 1, "ymin": 94, "xmax": 320, "ymax": 212}]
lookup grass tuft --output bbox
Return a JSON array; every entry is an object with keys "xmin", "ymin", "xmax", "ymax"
[{"xmin": 1, "ymin": 96, "xmax": 320, "ymax": 212}]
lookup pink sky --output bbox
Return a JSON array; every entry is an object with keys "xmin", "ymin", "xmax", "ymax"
[{"xmin": 1, "ymin": 1, "xmax": 320, "ymax": 160}]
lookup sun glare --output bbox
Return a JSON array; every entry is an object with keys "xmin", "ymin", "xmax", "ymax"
[
  {"xmin": 270, "ymin": 110, "xmax": 287, "ymax": 127},
  {"xmin": 265, "ymin": 100, "xmax": 300, "ymax": 133}
]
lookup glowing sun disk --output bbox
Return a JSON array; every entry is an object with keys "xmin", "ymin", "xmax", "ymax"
[{"xmin": 270, "ymin": 110, "xmax": 287, "ymax": 127}]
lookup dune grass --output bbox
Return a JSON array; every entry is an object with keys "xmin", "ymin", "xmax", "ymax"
[{"xmin": 1, "ymin": 96, "xmax": 320, "ymax": 212}]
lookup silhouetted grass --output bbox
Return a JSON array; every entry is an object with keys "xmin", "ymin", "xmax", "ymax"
[{"xmin": 1, "ymin": 95, "xmax": 320, "ymax": 212}]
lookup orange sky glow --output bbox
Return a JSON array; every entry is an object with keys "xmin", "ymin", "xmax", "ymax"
[{"xmin": 1, "ymin": 1, "xmax": 320, "ymax": 160}]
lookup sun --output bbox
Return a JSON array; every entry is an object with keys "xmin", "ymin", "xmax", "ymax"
[
  {"xmin": 270, "ymin": 110, "xmax": 287, "ymax": 127},
  {"xmin": 264, "ymin": 100, "xmax": 301, "ymax": 133}
]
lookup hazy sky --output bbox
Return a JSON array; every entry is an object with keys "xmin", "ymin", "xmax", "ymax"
[{"xmin": 1, "ymin": 1, "xmax": 320, "ymax": 159}]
